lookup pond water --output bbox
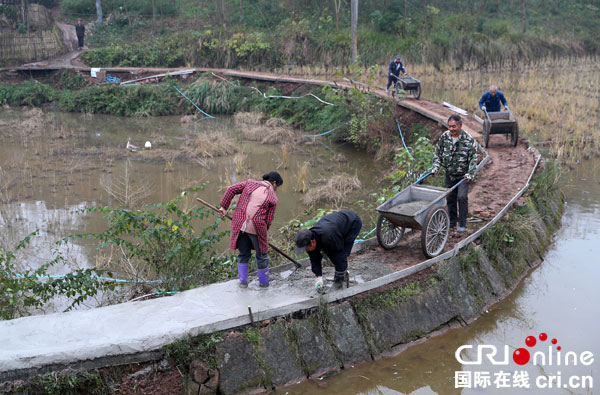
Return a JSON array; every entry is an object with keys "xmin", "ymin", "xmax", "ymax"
[
  {"xmin": 277, "ymin": 160, "xmax": 600, "ymax": 394},
  {"xmin": 0, "ymin": 107, "xmax": 387, "ymax": 311}
]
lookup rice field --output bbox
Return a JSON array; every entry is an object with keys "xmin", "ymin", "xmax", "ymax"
[
  {"xmin": 411, "ymin": 56, "xmax": 600, "ymax": 164},
  {"xmin": 284, "ymin": 56, "xmax": 600, "ymax": 165}
]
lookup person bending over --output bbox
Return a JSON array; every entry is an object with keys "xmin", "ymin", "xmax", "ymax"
[
  {"xmin": 479, "ymin": 85, "xmax": 508, "ymax": 113},
  {"xmin": 294, "ymin": 210, "xmax": 362, "ymax": 293},
  {"xmin": 386, "ymin": 54, "xmax": 407, "ymax": 94}
]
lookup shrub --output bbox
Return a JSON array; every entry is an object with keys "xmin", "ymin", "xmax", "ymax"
[
  {"xmin": 57, "ymin": 70, "xmax": 87, "ymax": 90},
  {"xmin": 0, "ymin": 231, "xmax": 115, "ymax": 320},
  {"xmin": 183, "ymin": 79, "xmax": 243, "ymax": 115},
  {"xmin": 75, "ymin": 188, "xmax": 234, "ymax": 291},
  {"xmin": 0, "ymin": 82, "xmax": 58, "ymax": 106},
  {"xmin": 57, "ymin": 84, "xmax": 183, "ymax": 116}
]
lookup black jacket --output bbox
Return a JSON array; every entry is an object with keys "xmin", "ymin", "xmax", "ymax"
[
  {"xmin": 75, "ymin": 23, "xmax": 85, "ymax": 37},
  {"xmin": 307, "ymin": 210, "xmax": 362, "ymax": 266}
]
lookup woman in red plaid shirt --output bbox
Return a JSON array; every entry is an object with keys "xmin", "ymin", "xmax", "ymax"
[{"xmin": 219, "ymin": 171, "xmax": 283, "ymax": 288}]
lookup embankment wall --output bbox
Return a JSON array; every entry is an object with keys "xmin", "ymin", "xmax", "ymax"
[{"xmin": 2, "ymin": 165, "xmax": 564, "ymax": 395}]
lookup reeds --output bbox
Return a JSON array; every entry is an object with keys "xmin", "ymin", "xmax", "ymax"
[
  {"xmin": 241, "ymin": 124, "xmax": 300, "ymax": 145},
  {"xmin": 406, "ymin": 57, "xmax": 599, "ymax": 165},
  {"xmin": 233, "ymin": 153, "xmax": 247, "ymax": 175},
  {"xmin": 302, "ymin": 174, "xmax": 362, "ymax": 208},
  {"xmin": 234, "ymin": 112, "xmax": 264, "ymax": 125},
  {"xmin": 279, "ymin": 145, "xmax": 289, "ymax": 170},
  {"xmin": 180, "ymin": 115, "xmax": 197, "ymax": 124},
  {"xmin": 184, "ymin": 79, "xmax": 240, "ymax": 115},
  {"xmin": 296, "ymin": 162, "xmax": 308, "ymax": 193},
  {"xmin": 182, "ymin": 131, "xmax": 238, "ymax": 159}
]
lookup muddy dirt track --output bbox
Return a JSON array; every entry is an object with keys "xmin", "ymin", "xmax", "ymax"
[
  {"xmin": 200, "ymin": 68, "xmax": 538, "ymax": 282},
  {"xmin": 1, "ymin": 53, "xmax": 538, "ymax": 290}
]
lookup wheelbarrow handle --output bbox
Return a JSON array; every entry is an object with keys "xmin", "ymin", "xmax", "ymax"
[
  {"xmin": 414, "ymin": 172, "xmax": 433, "ymax": 184},
  {"xmin": 483, "ymin": 108, "xmax": 489, "ymax": 118},
  {"xmin": 446, "ymin": 178, "xmax": 468, "ymax": 192}
]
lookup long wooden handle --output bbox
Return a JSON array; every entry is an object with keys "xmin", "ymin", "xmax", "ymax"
[{"xmin": 196, "ymin": 197, "xmax": 302, "ymax": 268}]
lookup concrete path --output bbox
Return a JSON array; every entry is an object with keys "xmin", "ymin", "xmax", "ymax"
[{"xmin": 0, "ymin": 275, "xmax": 310, "ymax": 375}]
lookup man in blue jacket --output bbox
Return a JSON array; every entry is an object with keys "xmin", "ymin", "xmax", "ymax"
[
  {"xmin": 479, "ymin": 85, "xmax": 508, "ymax": 112},
  {"xmin": 386, "ymin": 55, "xmax": 407, "ymax": 94},
  {"xmin": 294, "ymin": 210, "xmax": 362, "ymax": 293}
]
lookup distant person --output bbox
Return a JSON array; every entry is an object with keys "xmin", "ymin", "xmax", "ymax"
[
  {"xmin": 431, "ymin": 115, "xmax": 478, "ymax": 233},
  {"xmin": 219, "ymin": 171, "xmax": 283, "ymax": 288},
  {"xmin": 75, "ymin": 18, "xmax": 85, "ymax": 50},
  {"xmin": 386, "ymin": 54, "xmax": 407, "ymax": 94},
  {"xmin": 479, "ymin": 85, "xmax": 508, "ymax": 113},
  {"xmin": 294, "ymin": 210, "xmax": 362, "ymax": 293}
]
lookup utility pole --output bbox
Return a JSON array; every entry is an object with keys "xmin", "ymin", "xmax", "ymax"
[
  {"xmin": 351, "ymin": 0, "xmax": 358, "ymax": 64},
  {"xmin": 96, "ymin": 0, "xmax": 103, "ymax": 24},
  {"xmin": 521, "ymin": 0, "xmax": 527, "ymax": 33}
]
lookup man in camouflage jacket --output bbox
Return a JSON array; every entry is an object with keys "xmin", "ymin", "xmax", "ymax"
[{"xmin": 431, "ymin": 114, "xmax": 478, "ymax": 232}]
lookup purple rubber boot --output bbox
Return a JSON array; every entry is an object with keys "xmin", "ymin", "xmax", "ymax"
[
  {"xmin": 258, "ymin": 268, "xmax": 269, "ymax": 288},
  {"xmin": 238, "ymin": 263, "xmax": 248, "ymax": 288}
]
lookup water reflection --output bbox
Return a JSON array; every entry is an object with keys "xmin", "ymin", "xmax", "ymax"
[{"xmin": 0, "ymin": 201, "xmax": 93, "ymax": 273}]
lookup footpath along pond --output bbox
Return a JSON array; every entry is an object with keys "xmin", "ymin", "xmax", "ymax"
[
  {"xmin": 277, "ymin": 158, "xmax": 600, "ymax": 394},
  {"xmin": 0, "ymin": 107, "xmax": 386, "ymax": 312}
]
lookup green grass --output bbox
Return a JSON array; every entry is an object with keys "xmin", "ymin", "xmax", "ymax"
[
  {"xmin": 166, "ymin": 333, "xmax": 223, "ymax": 372},
  {"xmin": 69, "ymin": 0, "xmax": 600, "ymax": 70}
]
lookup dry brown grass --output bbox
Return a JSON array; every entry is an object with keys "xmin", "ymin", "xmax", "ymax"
[
  {"xmin": 296, "ymin": 162, "xmax": 309, "ymax": 193},
  {"xmin": 233, "ymin": 153, "xmax": 247, "ymax": 175},
  {"xmin": 265, "ymin": 118, "xmax": 289, "ymax": 128},
  {"xmin": 279, "ymin": 145, "xmax": 289, "ymax": 169},
  {"xmin": 180, "ymin": 115, "xmax": 197, "ymax": 124},
  {"xmin": 149, "ymin": 133, "xmax": 168, "ymax": 147},
  {"xmin": 236, "ymin": 114, "xmax": 303, "ymax": 145},
  {"xmin": 302, "ymin": 174, "xmax": 362, "ymax": 207},
  {"xmin": 241, "ymin": 125, "xmax": 300, "ymax": 145},
  {"xmin": 407, "ymin": 57, "xmax": 600, "ymax": 164},
  {"xmin": 182, "ymin": 132, "xmax": 238, "ymax": 159},
  {"xmin": 0, "ymin": 108, "xmax": 44, "ymax": 139},
  {"xmin": 0, "ymin": 109, "xmax": 86, "ymax": 152},
  {"xmin": 239, "ymin": 125, "xmax": 262, "ymax": 141},
  {"xmin": 273, "ymin": 56, "xmax": 600, "ymax": 164},
  {"xmin": 234, "ymin": 112, "xmax": 264, "ymax": 125}
]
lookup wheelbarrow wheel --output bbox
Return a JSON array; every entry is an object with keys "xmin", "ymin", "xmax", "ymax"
[
  {"xmin": 376, "ymin": 214, "xmax": 405, "ymax": 250},
  {"xmin": 411, "ymin": 84, "xmax": 421, "ymax": 99},
  {"xmin": 393, "ymin": 81, "xmax": 403, "ymax": 98},
  {"xmin": 421, "ymin": 206, "xmax": 450, "ymax": 258},
  {"xmin": 483, "ymin": 119, "xmax": 491, "ymax": 148},
  {"xmin": 511, "ymin": 120, "xmax": 519, "ymax": 147}
]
